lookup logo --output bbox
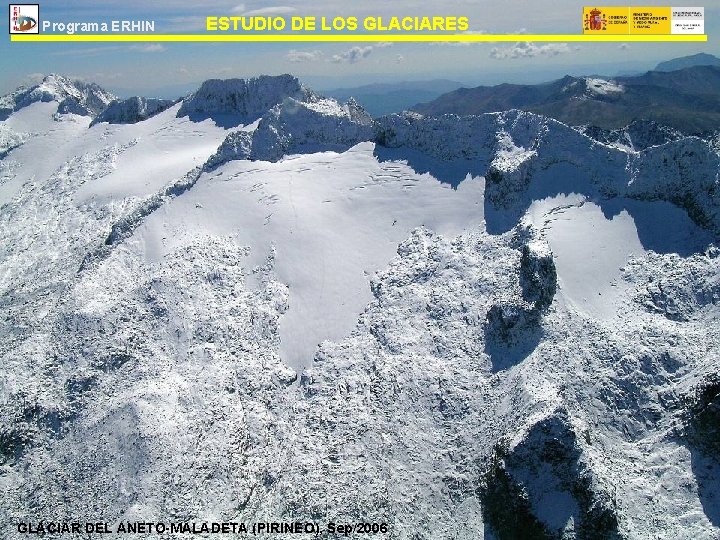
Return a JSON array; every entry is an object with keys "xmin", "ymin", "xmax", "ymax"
[
  {"xmin": 9, "ymin": 4, "xmax": 39, "ymax": 34},
  {"xmin": 584, "ymin": 8, "xmax": 607, "ymax": 31}
]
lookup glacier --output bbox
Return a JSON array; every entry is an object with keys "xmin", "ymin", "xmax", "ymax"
[{"xmin": 0, "ymin": 74, "xmax": 718, "ymax": 539}]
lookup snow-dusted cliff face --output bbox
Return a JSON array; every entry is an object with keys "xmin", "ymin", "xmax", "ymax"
[
  {"xmin": 205, "ymin": 96, "xmax": 374, "ymax": 167},
  {"xmin": 1, "ymin": 75, "xmax": 719, "ymax": 540},
  {"xmin": 0, "ymin": 125, "xmax": 27, "ymax": 158},
  {"xmin": 576, "ymin": 119, "xmax": 685, "ymax": 151},
  {"xmin": 0, "ymin": 74, "xmax": 115, "ymax": 119},
  {"xmin": 90, "ymin": 97, "xmax": 176, "ymax": 126},
  {"xmin": 177, "ymin": 74, "xmax": 313, "ymax": 121}
]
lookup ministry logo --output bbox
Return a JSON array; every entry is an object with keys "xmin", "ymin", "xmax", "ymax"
[{"xmin": 9, "ymin": 4, "xmax": 39, "ymax": 34}]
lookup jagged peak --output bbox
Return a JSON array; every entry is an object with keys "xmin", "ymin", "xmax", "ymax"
[
  {"xmin": 177, "ymin": 74, "xmax": 316, "ymax": 121},
  {"xmin": 0, "ymin": 73, "xmax": 115, "ymax": 119},
  {"xmin": 27, "ymin": 73, "xmax": 112, "ymax": 101}
]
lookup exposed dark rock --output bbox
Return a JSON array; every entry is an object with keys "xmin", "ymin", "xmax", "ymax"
[{"xmin": 481, "ymin": 411, "xmax": 622, "ymax": 540}]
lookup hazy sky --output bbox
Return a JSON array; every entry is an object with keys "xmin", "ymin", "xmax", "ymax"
[{"xmin": 2, "ymin": 0, "xmax": 718, "ymax": 96}]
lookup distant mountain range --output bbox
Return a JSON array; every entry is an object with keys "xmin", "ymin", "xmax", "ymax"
[
  {"xmin": 655, "ymin": 52, "xmax": 720, "ymax": 72},
  {"xmin": 413, "ymin": 55, "xmax": 720, "ymax": 134},
  {"xmin": 325, "ymin": 79, "xmax": 462, "ymax": 117}
]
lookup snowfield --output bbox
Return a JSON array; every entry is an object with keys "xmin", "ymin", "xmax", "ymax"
[
  {"xmin": 0, "ymin": 74, "xmax": 719, "ymax": 540},
  {"xmin": 584, "ymin": 78, "xmax": 625, "ymax": 96},
  {"xmin": 131, "ymin": 143, "xmax": 484, "ymax": 370}
]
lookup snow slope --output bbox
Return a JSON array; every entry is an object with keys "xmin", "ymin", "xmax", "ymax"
[
  {"xmin": 0, "ymin": 74, "xmax": 719, "ymax": 540},
  {"xmin": 130, "ymin": 142, "xmax": 483, "ymax": 369}
]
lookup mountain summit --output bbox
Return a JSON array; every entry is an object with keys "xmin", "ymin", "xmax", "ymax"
[
  {"xmin": 176, "ymin": 74, "xmax": 314, "ymax": 123},
  {"xmin": 0, "ymin": 74, "xmax": 115, "ymax": 120}
]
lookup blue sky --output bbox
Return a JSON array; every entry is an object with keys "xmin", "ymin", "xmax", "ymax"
[{"xmin": 2, "ymin": 0, "xmax": 718, "ymax": 96}]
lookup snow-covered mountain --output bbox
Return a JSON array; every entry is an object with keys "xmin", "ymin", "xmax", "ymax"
[
  {"xmin": 205, "ymin": 95, "xmax": 374, "ymax": 167},
  {"xmin": 0, "ymin": 74, "xmax": 115, "ymax": 120},
  {"xmin": 176, "ymin": 74, "xmax": 315, "ymax": 123},
  {"xmin": 0, "ymin": 74, "xmax": 719, "ymax": 539}
]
